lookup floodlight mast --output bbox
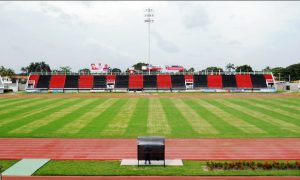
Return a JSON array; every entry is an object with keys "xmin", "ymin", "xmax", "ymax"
[{"xmin": 144, "ymin": 8, "xmax": 154, "ymax": 75}]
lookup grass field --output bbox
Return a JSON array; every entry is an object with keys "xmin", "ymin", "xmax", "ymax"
[
  {"xmin": 2, "ymin": 160, "xmax": 299, "ymax": 176},
  {"xmin": 1, "ymin": 95, "xmax": 300, "ymax": 138},
  {"xmin": 0, "ymin": 160, "xmax": 18, "ymax": 173},
  {"xmin": 33, "ymin": 160, "xmax": 300, "ymax": 176}
]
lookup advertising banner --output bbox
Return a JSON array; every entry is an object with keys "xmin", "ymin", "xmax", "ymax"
[
  {"xmin": 90, "ymin": 63, "xmax": 109, "ymax": 73},
  {"xmin": 142, "ymin": 65, "xmax": 163, "ymax": 71},
  {"xmin": 165, "ymin": 65, "xmax": 184, "ymax": 72}
]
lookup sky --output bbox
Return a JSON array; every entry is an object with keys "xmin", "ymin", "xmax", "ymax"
[{"xmin": 0, "ymin": 1, "xmax": 300, "ymax": 73}]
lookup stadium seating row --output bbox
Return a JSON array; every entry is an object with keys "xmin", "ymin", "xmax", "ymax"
[{"xmin": 28, "ymin": 74, "xmax": 273, "ymax": 90}]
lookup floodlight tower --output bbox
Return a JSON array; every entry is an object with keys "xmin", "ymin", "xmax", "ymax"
[{"xmin": 144, "ymin": 8, "xmax": 154, "ymax": 74}]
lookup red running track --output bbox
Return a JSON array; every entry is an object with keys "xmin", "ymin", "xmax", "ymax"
[
  {"xmin": 0, "ymin": 138, "xmax": 299, "ymax": 160},
  {"xmin": 3, "ymin": 176, "xmax": 300, "ymax": 180}
]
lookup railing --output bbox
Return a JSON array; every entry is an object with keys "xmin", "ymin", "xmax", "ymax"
[{"xmin": 29, "ymin": 71, "xmax": 273, "ymax": 76}]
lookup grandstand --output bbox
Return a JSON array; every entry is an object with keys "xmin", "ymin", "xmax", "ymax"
[{"xmin": 26, "ymin": 72, "xmax": 275, "ymax": 92}]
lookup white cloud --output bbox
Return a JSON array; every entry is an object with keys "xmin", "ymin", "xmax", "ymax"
[
  {"xmin": 152, "ymin": 31, "xmax": 179, "ymax": 53},
  {"xmin": 181, "ymin": 4, "xmax": 210, "ymax": 29},
  {"xmin": 0, "ymin": 1, "xmax": 300, "ymax": 72}
]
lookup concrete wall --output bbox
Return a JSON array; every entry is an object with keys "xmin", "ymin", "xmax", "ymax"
[
  {"xmin": 4, "ymin": 83, "xmax": 18, "ymax": 92},
  {"xmin": 0, "ymin": 76, "xmax": 4, "ymax": 89},
  {"xmin": 275, "ymin": 82, "xmax": 300, "ymax": 91},
  {"xmin": 18, "ymin": 84, "xmax": 26, "ymax": 91}
]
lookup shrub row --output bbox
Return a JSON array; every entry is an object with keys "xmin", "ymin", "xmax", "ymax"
[{"xmin": 206, "ymin": 161, "xmax": 300, "ymax": 171}]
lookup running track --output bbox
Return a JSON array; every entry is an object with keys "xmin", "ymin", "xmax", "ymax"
[{"xmin": 1, "ymin": 138, "xmax": 299, "ymax": 160}]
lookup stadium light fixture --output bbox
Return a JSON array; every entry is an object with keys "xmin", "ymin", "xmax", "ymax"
[{"xmin": 144, "ymin": 8, "xmax": 154, "ymax": 75}]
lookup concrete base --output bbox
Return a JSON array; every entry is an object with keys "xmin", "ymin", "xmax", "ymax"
[
  {"xmin": 2, "ymin": 158, "xmax": 50, "ymax": 176},
  {"xmin": 120, "ymin": 159, "xmax": 183, "ymax": 166}
]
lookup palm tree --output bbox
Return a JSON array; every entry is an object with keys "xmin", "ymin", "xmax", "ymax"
[
  {"xmin": 21, "ymin": 61, "xmax": 51, "ymax": 74},
  {"xmin": 226, "ymin": 63, "xmax": 235, "ymax": 72}
]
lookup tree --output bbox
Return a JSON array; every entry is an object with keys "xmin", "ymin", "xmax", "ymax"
[
  {"xmin": 235, "ymin": 65, "xmax": 253, "ymax": 72},
  {"xmin": 285, "ymin": 63, "xmax": 300, "ymax": 81},
  {"xmin": 78, "ymin": 68, "xmax": 90, "ymax": 74},
  {"xmin": 272, "ymin": 67, "xmax": 285, "ymax": 76},
  {"xmin": 21, "ymin": 61, "xmax": 51, "ymax": 74},
  {"xmin": 132, "ymin": 62, "xmax": 149, "ymax": 71},
  {"xmin": 188, "ymin": 67, "xmax": 195, "ymax": 73},
  {"xmin": 226, "ymin": 63, "xmax": 235, "ymax": 72},
  {"xmin": 59, "ymin": 66, "xmax": 72, "ymax": 73},
  {"xmin": 205, "ymin": 66, "xmax": 223, "ymax": 72},
  {"xmin": 0, "ymin": 66, "xmax": 15, "ymax": 77},
  {"xmin": 271, "ymin": 67, "xmax": 285, "ymax": 81},
  {"xmin": 111, "ymin": 68, "xmax": 122, "ymax": 73},
  {"xmin": 263, "ymin": 66, "xmax": 272, "ymax": 72},
  {"xmin": 52, "ymin": 66, "xmax": 72, "ymax": 73}
]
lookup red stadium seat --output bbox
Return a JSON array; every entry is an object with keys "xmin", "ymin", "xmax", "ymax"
[
  {"xmin": 79, "ymin": 75, "xmax": 94, "ymax": 89},
  {"xmin": 184, "ymin": 75, "xmax": 194, "ymax": 82},
  {"xmin": 106, "ymin": 75, "xmax": 116, "ymax": 83},
  {"xmin": 235, "ymin": 74, "xmax": 253, "ymax": 88},
  {"xmin": 157, "ymin": 74, "xmax": 172, "ymax": 89},
  {"xmin": 207, "ymin": 75, "xmax": 222, "ymax": 88},
  {"xmin": 28, "ymin": 75, "xmax": 40, "ymax": 88},
  {"xmin": 264, "ymin": 74, "xmax": 274, "ymax": 83},
  {"xmin": 49, "ymin": 75, "xmax": 66, "ymax": 89},
  {"xmin": 129, "ymin": 75, "xmax": 143, "ymax": 89}
]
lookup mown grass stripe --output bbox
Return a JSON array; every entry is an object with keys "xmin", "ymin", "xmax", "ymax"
[
  {"xmin": 32, "ymin": 99, "xmax": 105, "ymax": 135},
  {"xmin": 0, "ymin": 98, "xmax": 47, "ymax": 115},
  {"xmin": 78, "ymin": 99, "xmax": 128, "ymax": 137},
  {"xmin": 101, "ymin": 99, "xmax": 138, "ymax": 136},
  {"xmin": 160, "ymin": 99, "xmax": 198, "ymax": 137},
  {"xmin": 273, "ymin": 98, "xmax": 300, "ymax": 106},
  {"xmin": 184, "ymin": 99, "xmax": 243, "ymax": 136},
  {"xmin": 0, "ymin": 98, "xmax": 39, "ymax": 111},
  {"xmin": 0, "ymin": 98, "xmax": 16, "ymax": 104},
  {"xmin": 244, "ymin": 99, "xmax": 300, "ymax": 120},
  {"xmin": 172, "ymin": 99, "xmax": 218, "ymax": 134},
  {"xmin": 281, "ymin": 98, "xmax": 300, "ymax": 105},
  {"xmin": 124, "ymin": 99, "xmax": 149, "ymax": 137},
  {"xmin": 268, "ymin": 98, "xmax": 300, "ymax": 110},
  {"xmin": 0, "ymin": 98, "xmax": 36, "ymax": 109},
  {"xmin": 0, "ymin": 98, "xmax": 60, "ymax": 126},
  {"xmin": 10, "ymin": 99, "xmax": 93, "ymax": 134},
  {"xmin": 0, "ymin": 99, "xmax": 79, "ymax": 135},
  {"xmin": 196, "ymin": 99, "xmax": 264, "ymax": 134},
  {"xmin": 0, "ymin": 98, "xmax": 28, "ymax": 105},
  {"xmin": 209, "ymin": 99, "xmax": 281, "ymax": 135},
  {"xmin": 264, "ymin": 98, "xmax": 300, "ymax": 112},
  {"xmin": 230, "ymin": 99, "xmax": 300, "ymax": 127},
  {"xmin": 58, "ymin": 98, "xmax": 117, "ymax": 134},
  {"xmin": 147, "ymin": 99, "xmax": 171, "ymax": 136},
  {"xmin": 221, "ymin": 99, "xmax": 300, "ymax": 133}
]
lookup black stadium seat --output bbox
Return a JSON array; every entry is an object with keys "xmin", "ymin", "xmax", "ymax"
[
  {"xmin": 36, "ymin": 75, "xmax": 51, "ymax": 88},
  {"xmin": 143, "ymin": 75, "xmax": 157, "ymax": 89},
  {"xmin": 251, "ymin": 75, "xmax": 267, "ymax": 88},
  {"xmin": 171, "ymin": 75, "xmax": 185, "ymax": 89},
  {"xmin": 64, "ymin": 75, "xmax": 79, "ymax": 88},
  {"xmin": 115, "ymin": 75, "xmax": 129, "ymax": 88},
  {"xmin": 193, "ymin": 75, "xmax": 207, "ymax": 88},
  {"xmin": 222, "ymin": 75, "xmax": 237, "ymax": 88},
  {"xmin": 93, "ymin": 75, "xmax": 107, "ymax": 88}
]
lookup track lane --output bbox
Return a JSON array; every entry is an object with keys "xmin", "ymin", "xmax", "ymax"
[{"xmin": 0, "ymin": 138, "xmax": 299, "ymax": 160}]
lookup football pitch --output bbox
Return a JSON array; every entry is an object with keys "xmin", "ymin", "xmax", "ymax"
[{"xmin": 0, "ymin": 94, "xmax": 300, "ymax": 138}]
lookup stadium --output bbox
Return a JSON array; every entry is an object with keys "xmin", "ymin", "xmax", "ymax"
[
  {"xmin": 1, "ymin": 1, "xmax": 300, "ymax": 180},
  {"xmin": 25, "ymin": 72, "xmax": 275, "ymax": 93}
]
